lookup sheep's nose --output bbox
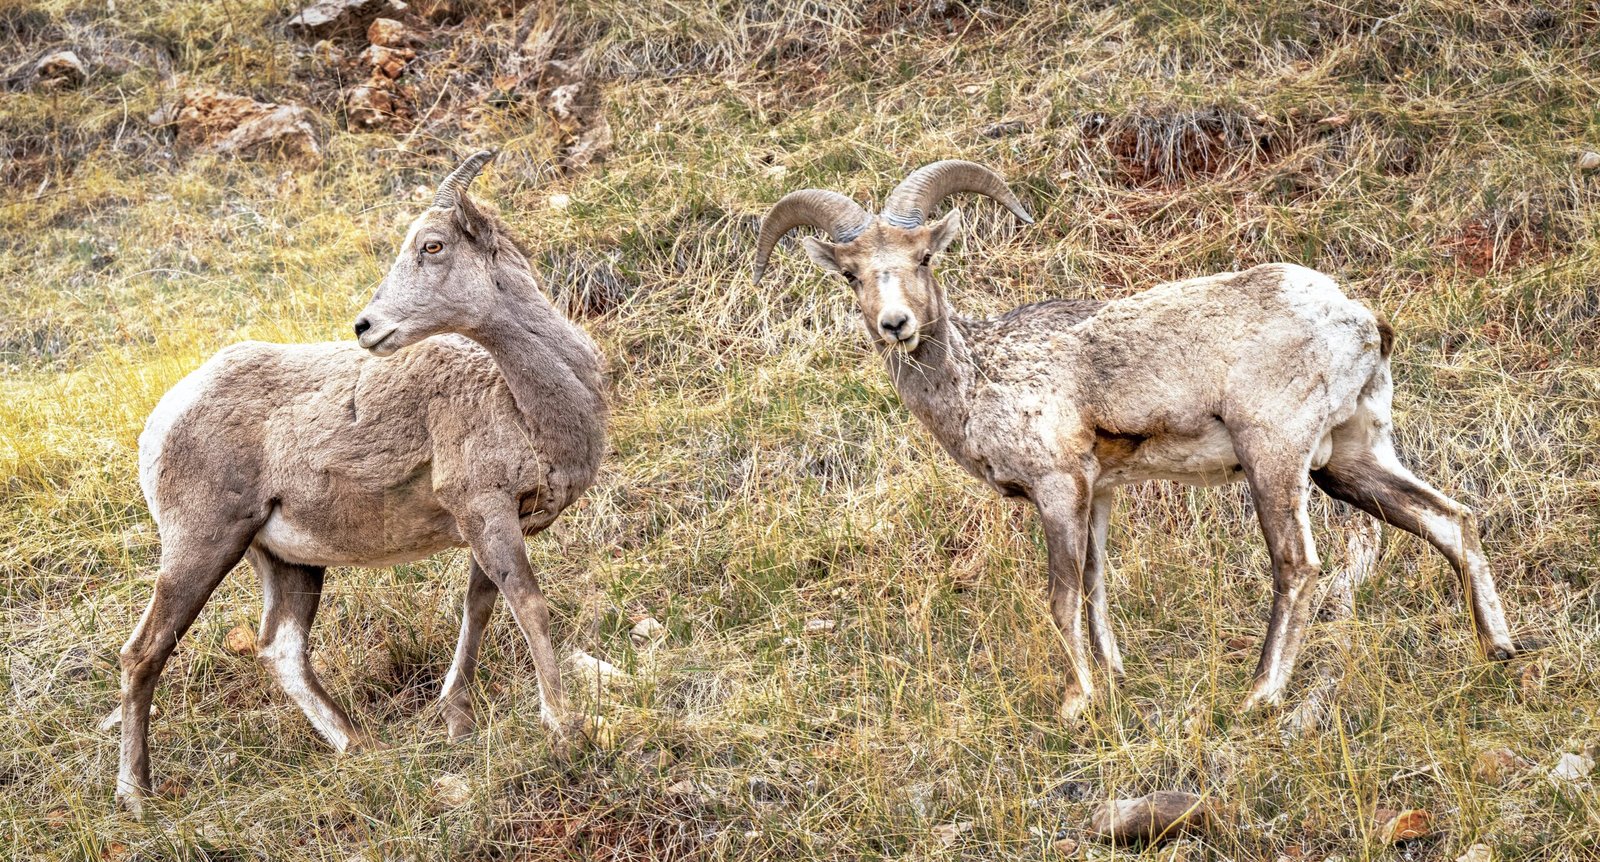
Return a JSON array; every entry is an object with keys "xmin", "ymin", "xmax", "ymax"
[
  {"xmin": 354, "ymin": 317, "xmax": 372, "ymax": 337},
  {"xmin": 879, "ymin": 311, "xmax": 909, "ymax": 338}
]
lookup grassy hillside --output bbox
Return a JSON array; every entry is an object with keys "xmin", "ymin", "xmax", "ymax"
[{"xmin": 2, "ymin": 0, "xmax": 1597, "ymax": 858}]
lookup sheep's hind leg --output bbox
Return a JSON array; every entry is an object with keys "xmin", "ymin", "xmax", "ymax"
[
  {"xmin": 116, "ymin": 523, "xmax": 255, "ymax": 814},
  {"xmin": 1311, "ymin": 441, "xmax": 1515, "ymax": 661},
  {"xmin": 438, "ymin": 558, "xmax": 498, "ymax": 739},
  {"xmin": 1235, "ymin": 434, "xmax": 1324, "ymax": 713},
  {"xmin": 247, "ymin": 548, "xmax": 377, "ymax": 752}
]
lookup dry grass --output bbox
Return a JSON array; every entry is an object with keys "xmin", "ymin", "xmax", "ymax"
[{"xmin": 2, "ymin": 0, "xmax": 1598, "ymax": 859}]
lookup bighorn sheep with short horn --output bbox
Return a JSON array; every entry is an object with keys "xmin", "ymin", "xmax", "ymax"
[
  {"xmin": 755, "ymin": 159, "xmax": 1516, "ymax": 719},
  {"xmin": 110, "ymin": 151, "xmax": 606, "ymax": 812}
]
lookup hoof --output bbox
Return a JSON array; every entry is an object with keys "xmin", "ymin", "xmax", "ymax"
[
  {"xmin": 1238, "ymin": 689, "xmax": 1282, "ymax": 714},
  {"xmin": 346, "ymin": 734, "xmax": 392, "ymax": 754},
  {"xmin": 1059, "ymin": 690, "xmax": 1093, "ymax": 722},
  {"xmin": 115, "ymin": 787, "xmax": 148, "ymax": 819},
  {"xmin": 1483, "ymin": 639, "xmax": 1517, "ymax": 662}
]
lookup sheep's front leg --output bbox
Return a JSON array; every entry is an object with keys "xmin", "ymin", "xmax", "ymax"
[
  {"xmin": 1035, "ymin": 475, "xmax": 1096, "ymax": 720},
  {"xmin": 460, "ymin": 500, "xmax": 571, "ymax": 744}
]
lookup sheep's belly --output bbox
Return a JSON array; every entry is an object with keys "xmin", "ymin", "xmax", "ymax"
[
  {"xmin": 1097, "ymin": 427, "xmax": 1245, "ymax": 488},
  {"xmin": 255, "ymin": 505, "xmax": 463, "ymax": 568}
]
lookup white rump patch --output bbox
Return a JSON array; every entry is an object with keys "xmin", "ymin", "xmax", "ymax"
[{"xmin": 138, "ymin": 360, "xmax": 219, "ymax": 529}]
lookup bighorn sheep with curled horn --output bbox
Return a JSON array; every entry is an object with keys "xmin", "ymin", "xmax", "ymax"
[
  {"xmin": 110, "ymin": 151, "xmax": 606, "ymax": 812},
  {"xmin": 755, "ymin": 160, "xmax": 1516, "ymax": 718}
]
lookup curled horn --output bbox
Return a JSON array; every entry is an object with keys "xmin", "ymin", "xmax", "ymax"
[
  {"xmin": 432, "ymin": 149, "xmax": 498, "ymax": 209},
  {"xmin": 880, "ymin": 159, "xmax": 1034, "ymax": 228},
  {"xmin": 753, "ymin": 189, "xmax": 873, "ymax": 283}
]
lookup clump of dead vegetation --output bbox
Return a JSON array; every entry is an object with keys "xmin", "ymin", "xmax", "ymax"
[{"xmin": 2, "ymin": 0, "xmax": 1598, "ymax": 859}]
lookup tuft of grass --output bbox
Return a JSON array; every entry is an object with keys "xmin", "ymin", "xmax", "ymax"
[{"xmin": 3, "ymin": 0, "xmax": 1598, "ymax": 859}]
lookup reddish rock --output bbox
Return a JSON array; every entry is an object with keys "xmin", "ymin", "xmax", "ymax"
[
  {"xmin": 367, "ymin": 17, "xmax": 420, "ymax": 48},
  {"xmin": 1089, "ymin": 791, "xmax": 1219, "ymax": 845}
]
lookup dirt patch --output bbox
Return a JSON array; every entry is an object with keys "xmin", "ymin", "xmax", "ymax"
[
  {"xmin": 1084, "ymin": 105, "xmax": 1275, "ymax": 186},
  {"xmin": 1444, "ymin": 222, "xmax": 1546, "ymax": 275}
]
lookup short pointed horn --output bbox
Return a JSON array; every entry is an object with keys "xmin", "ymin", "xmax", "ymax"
[
  {"xmin": 880, "ymin": 159, "xmax": 1034, "ymax": 228},
  {"xmin": 433, "ymin": 149, "xmax": 498, "ymax": 209},
  {"xmin": 753, "ymin": 189, "xmax": 872, "ymax": 284}
]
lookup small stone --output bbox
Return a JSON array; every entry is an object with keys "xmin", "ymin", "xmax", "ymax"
[
  {"xmin": 1374, "ymin": 808, "xmax": 1432, "ymax": 843},
  {"xmin": 1577, "ymin": 151, "xmax": 1600, "ymax": 172},
  {"xmin": 366, "ymin": 17, "xmax": 418, "ymax": 47},
  {"xmin": 1318, "ymin": 113, "xmax": 1350, "ymax": 127},
  {"xmin": 345, "ymin": 84, "xmax": 397, "ymax": 129},
  {"xmin": 665, "ymin": 779, "xmax": 700, "ymax": 797},
  {"xmin": 33, "ymin": 50, "xmax": 86, "ymax": 88},
  {"xmin": 548, "ymin": 193, "xmax": 572, "ymax": 211},
  {"xmin": 1549, "ymin": 751, "xmax": 1595, "ymax": 784},
  {"xmin": 430, "ymin": 773, "xmax": 472, "ymax": 809},
  {"xmin": 1472, "ymin": 747, "xmax": 1528, "ymax": 785},
  {"xmin": 223, "ymin": 624, "xmax": 257, "ymax": 656},
  {"xmin": 803, "ymin": 618, "xmax": 836, "ymax": 635},
  {"xmin": 1089, "ymin": 791, "xmax": 1218, "ymax": 845},
  {"xmin": 1053, "ymin": 837, "xmax": 1080, "ymax": 855},
  {"xmin": 981, "ymin": 119, "xmax": 1027, "ymax": 138},
  {"xmin": 931, "ymin": 821, "xmax": 972, "ymax": 847},
  {"xmin": 1455, "ymin": 844, "xmax": 1493, "ymax": 862},
  {"xmin": 629, "ymin": 616, "xmax": 664, "ymax": 646},
  {"xmin": 356, "ymin": 44, "xmax": 414, "ymax": 78},
  {"xmin": 961, "ymin": 84, "xmax": 982, "ymax": 95},
  {"xmin": 570, "ymin": 649, "xmax": 629, "ymax": 686}
]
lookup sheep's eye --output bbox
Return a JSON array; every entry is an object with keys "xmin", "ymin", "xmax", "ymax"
[
  {"xmin": 841, "ymin": 270, "xmax": 858, "ymax": 284},
  {"xmin": 422, "ymin": 240, "xmax": 444, "ymax": 255},
  {"xmin": 920, "ymin": 253, "xmax": 932, "ymax": 267}
]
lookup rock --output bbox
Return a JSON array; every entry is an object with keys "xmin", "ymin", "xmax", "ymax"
[
  {"xmin": 1456, "ymin": 845, "xmax": 1493, "ymax": 862},
  {"xmin": 162, "ymin": 88, "xmax": 320, "ymax": 161},
  {"xmin": 1472, "ymin": 747, "xmax": 1529, "ymax": 785},
  {"xmin": 33, "ymin": 50, "xmax": 86, "ymax": 88},
  {"xmin": 1052, "ymin": 837, "xmax": 1080, "ymax": 855},
  {"xmin": 1374, "ymin": 808, "xmax": 1432, "ymax": 843},
  {"xmin": 981, "ymin": 119, "xmax": 1028, "ymax": 138},
  {"xmin": 570, "ymin": 649, "xmax": 629, "ymax": 686},
  {"xmin": 430, "ymin": 773, "xmax": 472, "ymax": 809},
  {"xmin": 345, "ymin": 83, "xmax": 399, "ymax": 129},
  {"xmin": 356, "ymin": 44, "xmax": 414, "ymax": 79},
  {"xmin": 931, "ymin": 821, "xmax": 972, "ymax": 847},
  {"xmin": 629, "ymin": 616, "xmax": 664, "ymax": 646},
  {"xmin": 222, "ymin": 624, "xmax": 257, "ymax": 656},
  {"xmin": 1089, "ymin": 791, "xmax": 1218, "ymax": 845},
  {"xmin": 1548, "ymin": 751, "xmax": 1595, "ymax": 784},
  {"xmin": 1318, "ymin": 113, "xmax": 1351, "ymax": 127},
  {"xmin": 1577, "ymin": 151, "xmax": 1600, "ymax": 172},
  {"xmin": 803, "ymin": 618, "xmax": 837, "ymax": 635},
  {"xmin": 367, "ymin": 17, "xmax": 419, "ymax": 47},
  {"xmin": 287, "ymin": 0, "xmax": 408, "ymax": 40}
]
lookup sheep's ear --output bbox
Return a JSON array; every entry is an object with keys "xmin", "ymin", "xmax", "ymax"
[
  {"xmin": 451, "ymin": 193, "xmax": 493, "ymax": 244},
  {"xmin": 927, "ymin": 208, "xmax": 963, "ymax": 255},
  {"xmin": 800, "ymin": 236, "xmax": 843, "ymax": 274}
]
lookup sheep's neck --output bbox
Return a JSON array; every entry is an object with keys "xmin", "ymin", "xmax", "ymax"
[
  {"xmin": 469, "ymin": 281, "xmax": 607, "ymax": 500},
  {"xmin": 881, "ymin": 313, "xmax": 977, "ymax": 459}
]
